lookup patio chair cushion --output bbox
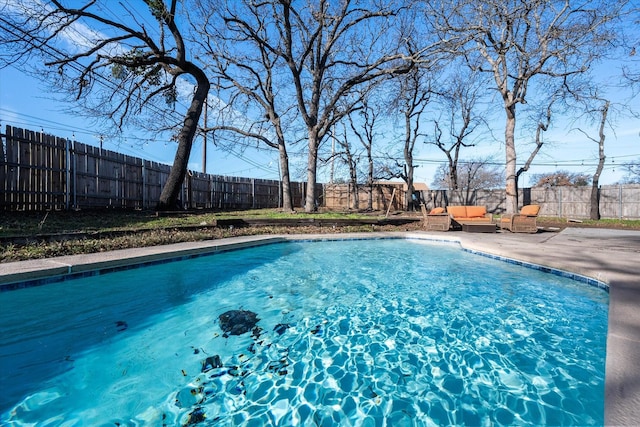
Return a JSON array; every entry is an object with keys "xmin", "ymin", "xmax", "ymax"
[
  {"xmin": 520, "ymin": 204, "xmax": 540, "ymax": 215},
  {"xmin": 447, "ymin": 205, "xmax": 489, "ymax": 219},
  {"xmin": 445, "ymin": 205, "xmax": 492, "ymax": 225},
  {"xmin": 465, "ymin": 206, "xmax": 487, "ymax": 218},
  {"xmin": 446, "ymin": 206, "xmax": 468, "ymax": 218},
  {"xmin": 429, "ymin": 207, "xmax": 445, "ymax": 214}
]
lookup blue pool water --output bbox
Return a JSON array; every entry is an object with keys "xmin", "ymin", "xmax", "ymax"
[{"xmin": 0, "ymin": 239, "xmax": 608, "ymax": 426}]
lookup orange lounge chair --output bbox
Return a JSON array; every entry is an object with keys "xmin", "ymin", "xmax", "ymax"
[
  {"xmin": 421, "ymin": 205, "xmax": 450, "ymax": 231},
  {"xmin": 499, "ymin": 204, "xmax": 541, "ymax": 233}
]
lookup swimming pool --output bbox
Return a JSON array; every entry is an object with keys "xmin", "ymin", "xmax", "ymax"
[{"xmin": 0, "ymin": 238, "xmax": 608, "ymax": 425}]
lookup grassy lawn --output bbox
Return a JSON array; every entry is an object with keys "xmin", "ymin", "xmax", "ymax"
[
  {"xmin": 0, "ymin": 209, "xmax": 392, "ymax": 262},
  {"xmin": 581, "ymin": 217, "xmax": 640, "ymax": 228},
  {"xmin": 1, "ymin": 209, "xmax": 638, "ymax": 263},
  {"xmin": 0, "ymin": 209, "xmax": 380, "ymax": 237}
]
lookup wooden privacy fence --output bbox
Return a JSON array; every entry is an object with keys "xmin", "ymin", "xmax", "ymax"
[
  {"xmin": 425, "ymin": 185, "xmax": 640, "ymax": 219},
  {"xmin": 3, "ymin": 125, "xmax": 640, "ymax": 217},
  {"xmin": 1, "ymin": 126, "xmax": 311, "ymax": 211},
  {"xmin": 323, "ymin": 183, "xmax": 640, "ymax": 219}
]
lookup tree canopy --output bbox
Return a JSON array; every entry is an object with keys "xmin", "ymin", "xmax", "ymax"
[
  {"xmin": 531, "ymin": 170, "xmax": 592, "ymax": 187},
  {"xmin": 1, "ymin": 0, "xmax": 636, "ymax": 211},
  {"xmin": 1, "ymin": 0, "xmax": 210, "ymax": 209}
]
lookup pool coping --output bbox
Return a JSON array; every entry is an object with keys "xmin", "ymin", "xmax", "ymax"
[
  {"xmin": 1, "ymin": 229, "xmax": 639, "ymax": 426},
  {"xmin": 0, "ymin": 235, "xmax": 287, "ymax": 290}
]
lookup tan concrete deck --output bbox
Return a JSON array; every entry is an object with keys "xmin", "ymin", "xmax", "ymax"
[{"xmin": 1, "ymin": 228, "xmax": 638, "ymax": 425}]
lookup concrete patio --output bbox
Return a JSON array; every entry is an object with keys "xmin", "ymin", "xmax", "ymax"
[{"xmin": 1, "ymin": 227, "xmax": 638, "ymax": 425}]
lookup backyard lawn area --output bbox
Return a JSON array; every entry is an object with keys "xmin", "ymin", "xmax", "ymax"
[{"xmin": 1, "ymin": 209, "xmax": 639, "ymax": 262}]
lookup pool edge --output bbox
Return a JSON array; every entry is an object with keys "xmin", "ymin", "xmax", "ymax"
[
  {"xmin": 0, "ymin": 231, "xmax": 610, "ymax": 293},
  {"xmin": 0, "ymin": 235, "xmax": 288, "ymax": 290}
]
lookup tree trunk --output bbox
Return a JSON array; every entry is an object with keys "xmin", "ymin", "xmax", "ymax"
[
  {"xmin": 158, "ymin": 73, "xmax": 210, "ymax": 210},
  {"xmin": 344, "ymin": 140, "xmax": 358, "ymax": 210},
  {"xmin": 504, "ymin": 104, "xmax": 518, "ymax": 214},
  {"xmin": 278, "ymin": 143, "xmax": 294, "ymax": 212},
  {"xmin": 589, "ymin": 185, "xmax": 600, "ymax": 220},
  {"xmin": 449, "ymin": 161, "xmax": 459, "ymax": 190},
  {"xmin": 405, "ymin": 161, "xmax": 415, "ymax": 211},
  {"xmin": 403, "ymin": 107, "xmax": 415, "ymax": 211},
  {"xmin": 590, "ymin": 101, "xmax": 609, "ymax": 220},
  {"xmin": 350, "ymin": 166, "xmax": 359, "ymax": 210},
  {"xmin": 367, "ymin": 145, "xmax": 374, "ymax": 211},
  {"xmin": 305, "ymin": 132, "xmax": 319, "ymax": 212}
]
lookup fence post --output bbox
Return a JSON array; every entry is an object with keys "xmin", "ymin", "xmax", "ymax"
[
  {"xmin": 181, "ymin": 179, "xmax": 185, "ymax": 209},
  {"xmin": 142, "ymin": 162, "xmax": 146, "ymax": 209},
  {"xmin": 72, "ymin": 140, "xmax": 77, "ymax": 210},
  {"xmin": 65, "ymin": 138, "xmax": 71, "ymax": 210},
  {"xmin": 278, "ymin": 178, "xmax": 282, "ymax": 209},
  {"xmin": 558, "ymin": 187, "xmax": 562, "ymax": 218},
  {"xmin": 619, "ymin": 184, "xmax": 623, "ymax": 220},
  {"xmin": 252, "ymin": 178, "xmax": 256, "ymax": 209},
  {"xmin": 210, "ymin": 175, "xmax": 214, "ymax": 210}
]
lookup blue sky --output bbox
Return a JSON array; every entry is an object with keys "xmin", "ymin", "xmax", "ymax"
[
  {"xmin": 1, "ymin": 2, "xmax": 639, "ymax": 188},
  {"xmin": 3, "ymin": 60, "xmax": 638, "ymax": 187},
  {"xmin": 0, "ymin": 65, "xmax": 285, "ymax": 181}
]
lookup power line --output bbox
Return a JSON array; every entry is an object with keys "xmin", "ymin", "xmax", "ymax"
[
  {"xmin": 411, "ymin": 156, "xmax": 640, "ymax": 167},
  {"xmin": 0, "ymin": 8, "xmax": 190, "ymax": 126},
  {"xmin": 224, "ymin": 147, "xmax": 277, "ymax": 174},
  {"xmin": 119, "ymin": 0, "xmax": 162, "ymax": 37},
  {"xmin": 5, "ymin": 104, "xmax": 638, "ymax": 172},
  {"xmin": 0, "ymin": 107, "xmax": 167, "ymax": 145}
]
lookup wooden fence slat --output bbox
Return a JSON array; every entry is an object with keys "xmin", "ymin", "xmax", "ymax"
[{"xmin": 0, "ymin": 129, "xmax": 5, "ymax": 209}]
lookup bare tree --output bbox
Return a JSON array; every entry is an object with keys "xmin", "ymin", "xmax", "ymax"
[
  {"xmin": 429, "ymin": 67, "xmax": 488, "ymax": 191},
  {"xmin": 514, "ymin": 96, "xmax": 556, "ymax": 200},
  {"xmin": 0, "ymin": 1, "xmax": 211, "ymax": 210},
  {"xmin": 221, "ymin": 0, "xmax": 414, "ymax": 212},
  {"xmin": 531, "ymin": 171, "xmax": 591, "ymax": 187},
  {"xmin": 621, "ymin": 160, "xmax": 640, "ymax": 183},
  {"xmin": 560, "ymin": 69, "xmax": 628, "ymax": 218},
  {"xmin": 348, "ymin": 96, "xmax": 384, "ymax": 211},
  {"xmin": 432, "ymin": 159, "xmax": 503, "ymax": 204},
  {"xmin": 621, "ymin": 6, "xmax": 640, "ymax": 89},
  {"xmin": 430, "ymin": 0, "xmax": 627, "ymax": 213},
  {"xmin": 334, "ymin": 123, "xmax": 360, "ymax": 210},
  {"xmin": 577, "ymin": 100, "xmax": 610, "ymax": 220},
  {"xmin": 385, "ymin": 67, "xmax": 433, "ymax": 210},
  {"xmin": 195, "ymin": 1, "xmax": 299, "ymax": 211}
]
